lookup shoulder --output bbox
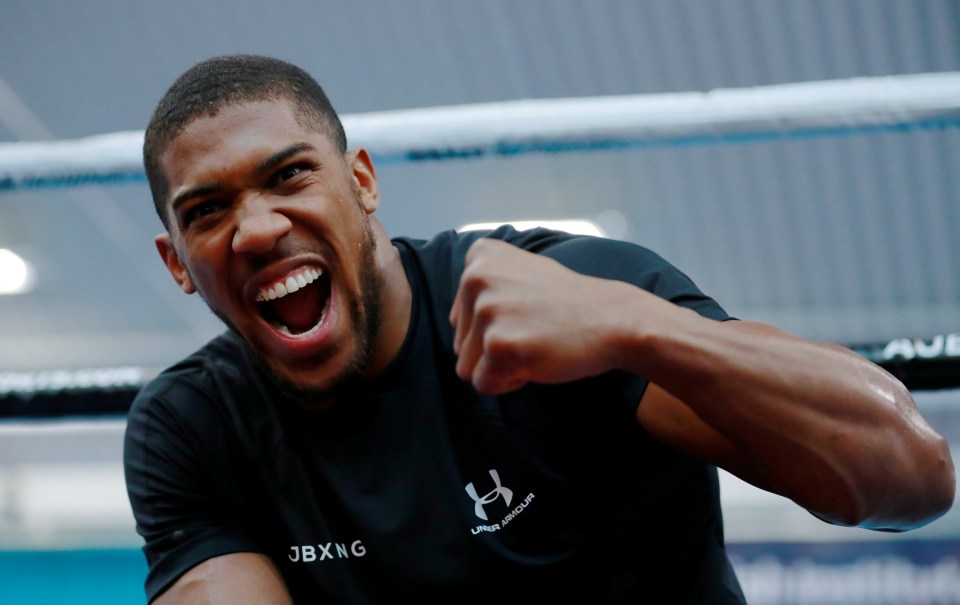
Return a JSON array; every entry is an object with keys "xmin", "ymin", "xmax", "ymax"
[
  {"xmin": 130, "ymin": 331, "xmax": 242, "ymax": 408},
  {"xmin": 492, "ymin": 228, "xmax": 730, "ymax": 320},
  {"xmin": 395, "ymin": 225, "xmax": 672, "ymax": 271},
  {"xmin": 397, "ymin": 226, "xmax": 723, "ymax": 310},
  {"xmin": 125, "ymin": 331, "xmax": 262, "ymax": 446},
  {"xmin": 123, "ymin": 331, "xmax": 285, "ymax": 504},
  {"xmin": 392, "ymin": 225, "xmax": 601, "ymax": 283}
]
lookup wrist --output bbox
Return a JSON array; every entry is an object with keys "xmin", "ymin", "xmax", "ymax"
[{"xmin": 608, "ymin": 286, "xmax": 710, "ymax": 377}]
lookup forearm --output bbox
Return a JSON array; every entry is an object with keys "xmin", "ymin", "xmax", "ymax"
[
  {"xmin": 619, "ymin": 296, "xmax": 955, "ymax": 530},
  {"xmin": 154, "ymin": 553, "xmax": 294, "ymax": 605}
]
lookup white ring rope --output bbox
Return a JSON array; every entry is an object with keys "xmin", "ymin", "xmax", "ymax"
[{"xmin": 2, "ymin": 71, "xmax": 960, "ymax": 191}]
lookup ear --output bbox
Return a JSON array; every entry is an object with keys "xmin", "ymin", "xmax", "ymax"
[
  {"xmin": 155, "ymin": 233, "xmax": 197, "ymax": 294},
  {"xmin": 347, "ymin": 148, "xmax": 380, "ymax": 214}
]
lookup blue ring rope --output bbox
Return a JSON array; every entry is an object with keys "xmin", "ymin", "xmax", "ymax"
[{"xmin": 2, "ymin": 117, "xmax": 959, "ymax": 192}]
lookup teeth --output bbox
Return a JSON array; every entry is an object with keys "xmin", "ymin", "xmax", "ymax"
[{"xmin": 257, "ymin": 267, "xmax": 323, "ymax": 302}]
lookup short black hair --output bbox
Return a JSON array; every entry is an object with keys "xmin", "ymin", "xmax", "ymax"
[{"xmin": 143, "ymin": 54, "xmax": 347, "ymax": 228}]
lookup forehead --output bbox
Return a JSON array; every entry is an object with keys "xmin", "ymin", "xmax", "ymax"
[{"xmin": 159, "ymin": 100, "xmax": 328, "ymax": 194}]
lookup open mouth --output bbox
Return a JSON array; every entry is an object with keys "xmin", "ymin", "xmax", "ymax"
[{"xmin": 256, "ymin": 266, "xmax": 331, "ymax": 337}]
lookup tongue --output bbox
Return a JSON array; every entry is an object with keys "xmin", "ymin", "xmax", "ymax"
[{"xmin": 269, "ymin": 282, "xmax": 322, "ymax": 331}]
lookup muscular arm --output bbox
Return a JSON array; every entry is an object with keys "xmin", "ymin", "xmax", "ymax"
[
  {"xmin": 450, "ymin": 238, "xmax": 955, "ymax": 531},
  {"xmin": 633, "ymin": 319, "xmax": 954, "ymax": 530},
  {"xmin": 153, "ymin": 553, "xmax": 293, "ymax": 605}
]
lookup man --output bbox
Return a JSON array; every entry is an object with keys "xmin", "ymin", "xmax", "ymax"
[{"xmin": 124, "ymin": 54, "xmax": 955, "ymax": 604}]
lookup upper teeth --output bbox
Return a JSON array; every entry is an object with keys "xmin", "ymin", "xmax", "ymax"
[{"xmin": 257, "ymin": 267, "xmax": 322, "ymax": 302}]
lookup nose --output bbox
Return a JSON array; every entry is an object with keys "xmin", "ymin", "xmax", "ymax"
[{"xmin": 232, "ymin": 194, "xmax": 293, "ymax": 255}]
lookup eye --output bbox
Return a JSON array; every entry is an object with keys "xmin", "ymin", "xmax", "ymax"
[
  {"xmin": 274, "ymin": 162, "xmax": 310, "ymax": 186},
  {"xmin": 278, "ymin": 165, "xmax": 302, "ymax": 181},
  {"xmin": 182, "ymin": 200, "xmax": 224, "ymax": 227}
]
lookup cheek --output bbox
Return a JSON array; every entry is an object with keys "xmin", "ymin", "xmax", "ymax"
[{"xmin": 181, "ymin": 245, "xmax": 230, "ymax": 301}]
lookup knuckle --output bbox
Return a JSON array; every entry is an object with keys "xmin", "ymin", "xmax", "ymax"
[
  {"xmin": 459, "ymin": 267, "xmax": 490, "ymax": 294},
  {"xmin": 473, "ymin": 302, "xmax": 497, "ymax": 325},
  {"xmin": 484, "ymin": 331, "xmax": 524, "ymax": 365}
]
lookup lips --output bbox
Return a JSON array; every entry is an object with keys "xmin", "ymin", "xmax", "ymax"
[{"xmin": 255, "ymin": 265, "xmax": 331, "ymax": 336}]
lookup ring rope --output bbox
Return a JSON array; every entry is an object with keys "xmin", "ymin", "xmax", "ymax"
[{"xmin": 1, "ymin": 72, "xmax": 959, "ymax": 192}]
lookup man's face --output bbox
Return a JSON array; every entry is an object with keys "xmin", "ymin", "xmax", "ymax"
[{"xmin": 155, "ymin": 100, "xmax": 384, "ymax": 401}]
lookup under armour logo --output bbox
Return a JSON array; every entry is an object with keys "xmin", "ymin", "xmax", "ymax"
[{"xmin": 464, "ymin": 469, "xmax": 514, "ymax": 520}]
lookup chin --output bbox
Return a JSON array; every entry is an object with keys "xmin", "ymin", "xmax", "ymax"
[{"xmin": 254, "ymin": 343, "xmax": 373, "ymax": 407}]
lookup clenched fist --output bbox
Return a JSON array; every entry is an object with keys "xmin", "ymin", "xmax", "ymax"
[{"xmin": 448, "ymin": 237, "xmax": 653, "ymax": 394}]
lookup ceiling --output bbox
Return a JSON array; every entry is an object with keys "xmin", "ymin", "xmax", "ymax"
[{"xmin": 1, "ymin": 0, "xmax": 959, "ymax": 374}]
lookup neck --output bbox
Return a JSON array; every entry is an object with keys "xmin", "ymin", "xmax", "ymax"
[{"xmin": 363, "ymin": 218, "xmax": 412, "ymax": 381}]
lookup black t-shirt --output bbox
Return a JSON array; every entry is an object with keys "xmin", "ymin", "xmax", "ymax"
[{"xmin": 124, "ymin": 226, "xmax": 746, "ymax": 604}]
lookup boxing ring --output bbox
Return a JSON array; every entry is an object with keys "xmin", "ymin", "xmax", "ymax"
[
  {"xmin": 3, "ymin": 69, "xmax": 959, "ymax": 388},
  {"xmin": 2, "ymin": 72, "xmax": 960, "ymax": 605}
]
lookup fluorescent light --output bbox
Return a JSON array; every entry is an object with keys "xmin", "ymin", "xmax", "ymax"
[
  {"xmin": 457, "ymin": 219, "xmax": 607, "ymax": 237},
  {"xmin": 0, "ymin": 248, "xmax": 34, "ymax": 295}
]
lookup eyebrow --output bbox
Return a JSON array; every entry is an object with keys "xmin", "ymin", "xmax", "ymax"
[
  {"xmin": 169, "ymin": 142, "xmax": 318, "ymax": 213},
  {"xmin": 170, "ymin": 182, "xmax": 222, "ymax": 214},
  {"xmin": 255, "ymin": 142, "xmax": 316, "ymax": 176}
]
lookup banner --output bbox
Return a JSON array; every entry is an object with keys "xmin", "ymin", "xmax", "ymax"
[{"xmin": 729, "ymin": 540, "xmax": 960, "ymax": 605}]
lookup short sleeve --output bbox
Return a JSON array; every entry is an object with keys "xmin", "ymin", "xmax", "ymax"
[
  {"xmin": 532, "ymin": 233, "xmax": 727, "ymax": 318},
  {"xmin": 123, "ymin": 372, "xmax": 263, "ymax": 602}
]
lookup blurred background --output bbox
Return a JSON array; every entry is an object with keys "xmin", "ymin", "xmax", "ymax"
[{"xmin": 1, "ymin": 1, "xmax": 958, "ymax": 603}]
